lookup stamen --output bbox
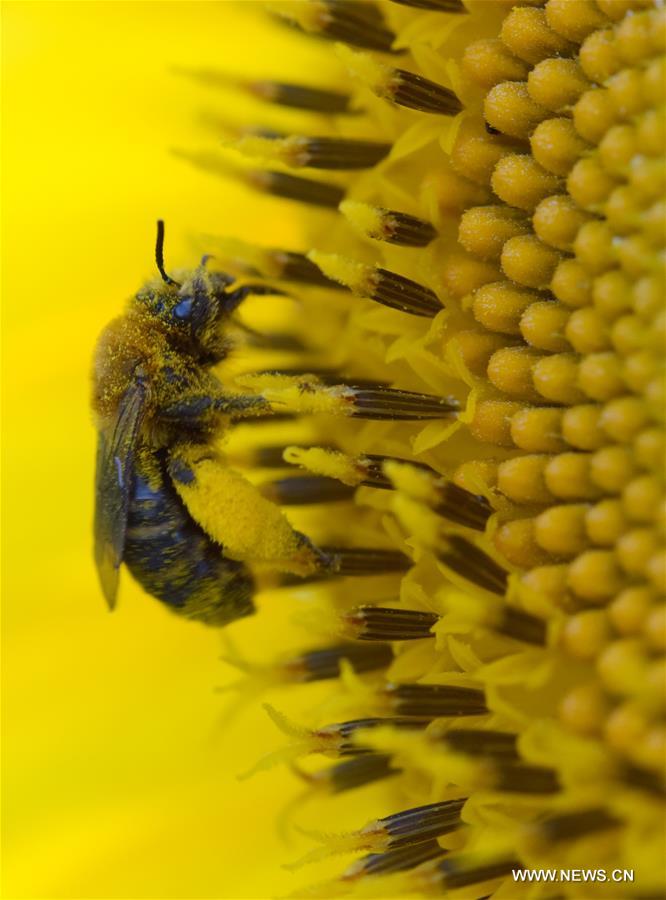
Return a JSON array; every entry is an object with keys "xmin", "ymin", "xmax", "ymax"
[
  {"xmin": 388, "ymin": 0, "xmax": 466, "ymax": 10},
  {"xmin": 282, "ymin": 643, "xmax": 393, "ymax": 682},
  {"xmin": 433, "ymin": 728, "xmax": 519, "ymax": 760},
  {"xmin": 535, "ymin": 808, "xmax": 621, "ymax": 843},
  {"xmin": 249, "ymin": 444, "xmax": 336, "ymax": 469},
  {"xmin": 261, "ymin": 476, "xmax": 355, "ymax": 505},
  {"xmin": 315, "ymin": 717, "xmax": 431, "ymax": 755},
  {"xmin": 493, "ymin": 762, "xmax": 559, "ymax": 794},
  {"xmin": 269, "ymin": 250, "xmax": 342, "ymax": 286},
  {"xmin": 250, "ymin": 445, "xmax": 299, "ymax": 468},
  {"xmin": 499, "ymin": 606, "xmax": 547, "ymax": 645},
  {"xmin": 233, "ymin": 133, "xmax": 391, "ymax": 170},
  {"xmin": 321, "ymin": 547, "xmax": 412, "ymax": 575},
  {"xmin": 284, "ymin": 447, "xmax": 432, "ymax": 490},
  {"xmin": 318, "ymin": 753, "xmax": 402, "ymax": 793},
  {"xmin": 622, "ymin": 764, "xmax": 666, "ymax": 797},
  {"xmin": 340, "ymin": 201, "xmax": 438, "ymax": 247},
  {"xmin": 237, "ymin": 373, "xmax": 458, "ymax": 421},
  {"xmin": 268, "ymin": 1, "xmax": 397, "ymax": 53},
  {"xmin": 341, "ymin": 606, "xmax": 439, "ymax": 641},
  {"xmin": 347, "ymin": 386, "xmax": 459, "ymax": 420},
  {"xmin": 384, "ymin": 460, "xmax": 492, "ymax": 530},
  {"xmin": 248, "ymin": 170, "xmax": 345, "ymax": 208},
  {"xmin": 386, "ymin": 70, "xmax": 463, "ymax": 115},
  {"xmin": 384, "ymin": 683, "xmax": 488, "ymax": 717},
  {"xmin": 203, "ymin": 236, "xmax": 341, "ymax": 288},
  {"xmin": 343, "ymin": 840, "xmax": 446, "ymax": 880},
  {"xmin": 239, "ymin": 330, "xmax": 308, "ymax": 353},
  {"xmin": 379, "ymin": 798, "xmax": 467, "ymax": 848},
  {"xmin": 247, "ymin": 80, "xmax": 352, "ymax": 113},
  {"xmin": 337, "ymin": 44, "xmax": 462, "ymax": 116},
  {"xmin": 176, "ymin": 68, "xmax": 352, "ymax": 115},
  {"xmin": 436, "ymin": 856, "xmax": 522, "ymax": 890},
  {"xmin": 437, "ymin": 534, "xmax": 509, "ymax": 595},
  {"xmin": 309, "ymin": 251, "xmax": 443, "ymax": 317}
]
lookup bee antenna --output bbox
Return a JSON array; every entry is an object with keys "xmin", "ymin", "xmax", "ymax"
[{"xmin": 155, "ymin": 220, "xmax": 181, "ymax": 287}]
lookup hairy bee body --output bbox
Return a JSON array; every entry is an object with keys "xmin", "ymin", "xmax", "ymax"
[
  {"xmin": 124, "ymin": 446, "xmax": 254, "ymax": 625},
  {"xmin": 92, "ymin": 223, "xmax": 290, "ymax": 626}
]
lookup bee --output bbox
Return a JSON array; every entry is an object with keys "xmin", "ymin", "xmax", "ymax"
[{"xmin": 92, "ymin": 221, "xmax": 316, "ymax": 626}]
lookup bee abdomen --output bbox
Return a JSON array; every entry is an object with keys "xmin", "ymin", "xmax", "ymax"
[{"xmin": 124, "ymin": 449, "xmax": 255, "ymax": 626}]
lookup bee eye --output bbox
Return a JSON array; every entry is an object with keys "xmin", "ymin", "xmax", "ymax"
[{"xmin": 173, "ymin": 297, "xmax": 194, "ymax": 320}]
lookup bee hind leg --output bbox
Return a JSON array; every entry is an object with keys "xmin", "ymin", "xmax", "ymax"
[{"xmin": 167, "ymin": 443, "xmax": 323, "ymax": 577}]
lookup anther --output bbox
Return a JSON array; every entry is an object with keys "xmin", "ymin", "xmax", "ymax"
[
  {"xmin": 385, "ymin": 69, "xmax": 462, "ymax": 116},
  {"xmin": 387, "ymin": 0, "xmax": 466, "ymax": 10},
  {"xmin": 247, "ymin": 80, "xmax": 352, "ymax": 113},
  {"xmin": 432, "ymin": 727, "xmax": 518, "ymax": 760},
  {"xmin": 383, "ymin": 683, "xmax": 488, "ymax": 717},
  {"xmin": 321, "ymin": 753, "xmax": 401, "ymax": 793},
  {"xmin": 533, "ymin": 808, "xmax": 620, "ymax": 844},
  {"xmin": 248, "ymin": 170, "xmax": 345, "ymax": 208},
  {"xmin": 341, "ymin": 606, "xmax": 439, "ymax": 641},
  {"xmin": 342, "ymin": 841, "xmax": 445, "ymax": 881},
  {"xmin": 309, "ymin": 251, "xmax": 443, "ymax": 316},
  {"xmin": 340, "ymin": 201, "xmax": 437, "ymax": 247},
  {"xmin": 499, "ymin": 606, "xmax": 548, "ymax": 645},
  {"xmin": 267, "ymin": 250, "xmax": 343, "ymax": 287},
  {"xmin": 346, "ymin": 385, "xmax": 459, "ymax": 420},
  {"xmin": 283, "ymin": 643, "xmax": 393, "ymax": 682},
  {"xmin": 261, "ymin": 476, "xmax": 355, "ymax": 505},
  {"xmin": 437, "ymin": 534, "xmax": 509, "ymax": 595},
  {"xmin": 384, "ymin": 460, "xmax": 492, "ymax": 530},
  {"xmin": 378, "ymin": 799, "xmax": 467, "ymax": 848},
  {"xmin": 237, "ymin": 373, "xmax": 457, "ymax": 420},
  {"xmin": 315, "ymin": 717, "xmax": 431, "ymax": 755},
  {"xmin": 234, "ymin": 133, "xmax": 391, "ymax": 170},
  {"xmin": 268, "ymin": 1, "xmax": 398, "ymax": 53},
  {"xmin": 436, "ymin": 856, "xmax": 522, "ymax": 890},
  {"xmin": 338, "ymin": 44, "xmax": 462, "ymax": 116},
  {"xmin": 493, "ymin": 762, "xmax": 559, "ymax": 793},
  {"xmin": 321, "ymin": 547, "xmax": 412, "ymax": 575}
]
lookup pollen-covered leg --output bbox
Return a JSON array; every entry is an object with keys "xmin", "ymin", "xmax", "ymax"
[{"xmin": 167, "ymin": 443, "xmax": 323, "ymax": 576}]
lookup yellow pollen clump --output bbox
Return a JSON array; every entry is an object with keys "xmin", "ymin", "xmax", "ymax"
[
  {"xmin": 283, "ymin": 445, "xmax": 363, "ymax": 486},
  {"xmin": 170, "ymin": 445, "xmax": 319, "ymax": 575},
  {"xmin": 307, "ymin": 250, "xmax": 372, "ymax": 295}
]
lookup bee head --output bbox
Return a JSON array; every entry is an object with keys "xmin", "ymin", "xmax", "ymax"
[{"xmin": 134, "ymin": 222, "xmax": 236, "ymax": 359}]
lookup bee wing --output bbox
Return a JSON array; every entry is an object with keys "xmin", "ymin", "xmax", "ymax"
[{"xmin": 94, "ymin": 381, "xmax": 147, "ymax": 609}]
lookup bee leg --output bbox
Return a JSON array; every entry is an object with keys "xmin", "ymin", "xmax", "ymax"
[
  {"xmin": 167, "ymin": 443, "xmax": 323, "ymax": 576},
  {"xmin": 159, "ymin": 392, "xmax": 270, "ymax": 425},
  {"xmin": 223, "ymin": 283, "xmax": 289, "ymax": 313}
]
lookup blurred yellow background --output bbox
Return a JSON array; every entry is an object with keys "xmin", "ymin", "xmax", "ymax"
[{"xmin": 2, "ymin": 3, "xmax": 377, "ymax": 897}]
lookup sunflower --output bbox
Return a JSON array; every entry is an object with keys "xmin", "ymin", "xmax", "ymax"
[
  {"xmin": 4, "ymin": 1, "xmax": 663, "ymax": 898},
  {"xmin": 165, "ymin": 1, "xmax": 664, "ymax": 897}
]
